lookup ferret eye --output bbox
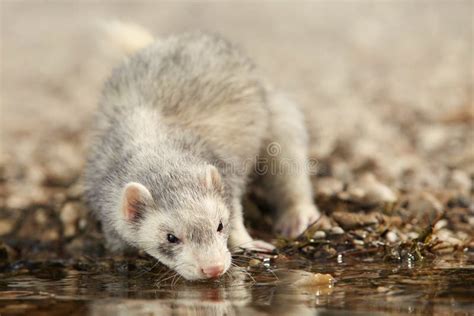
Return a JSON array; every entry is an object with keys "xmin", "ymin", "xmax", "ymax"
[
  {"xmin": 167, "ymin": 234, "xmax": 179, "ymax": 243},
  {"xmin": 217, "ymin": 222, "xmax": 223, "ymax": 232}
]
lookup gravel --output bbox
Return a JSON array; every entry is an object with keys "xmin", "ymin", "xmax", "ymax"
[{"xmin": 0, "ymin": 2, "xmax": 472, "ymax": 259}]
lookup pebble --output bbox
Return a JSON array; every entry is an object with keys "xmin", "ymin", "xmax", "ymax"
[
  {"xmin": 26, "ymin": 164, "xmax": 47, "ymax": 185},
  {"xmin": 377, "ymin": 286, "xmax": 390, "ymax": 293},
  {"xmin": 346, "ymin": 173, "xmax": 397, "ymax": 205},
  {"xmin": 78, "ymin": 218, "xmax": 87, "ymax": 230},
  {"xmin": 386, "ymin": 231, "xmax": 398, "ymax": 243},
  {"xmin": 407, "ymin": 191, "xmax": 443, "ymax": 216},
  {"xmin": 468, "ymin": 217, "xmax": 474, "ymax": 226},
  {"xmin": 315, "ymin": 177, "xmax": 344, "ymax": 197},
  {"xmin": 353, "ymin": 229, "xmax": 368, "ymax": 239},
  {"xmin": 60, "ymin": 202, "xmax": 82, "ymax": 237},
  {"xmin": 0, "ymin": 220, "xmax": 14, "ymax": 236},
  {"xmin": 434, "ymin": 219, "xmax": 448, "ymax": 231},
  {"xmin": 43, "ymin": 229, "xmax": 59, "ymax": 241},
  {"xmin": 446, "ymin": 169, "xmax": 472, "ymax": 194},
  {"xmin": 331, "ymin": 226, "xmax": 344, "ymax": 235},
  {"xmin": 5, "ymin": 194, "xmax": 30, "ymax": 210},
  {"xmin": 34, "ymin": 209, "xmax": 49, "ymax": 225},
  {"xmin": 262, "ymin": 258, "xmax": 271, "ymax": 268},
  {"xmin": 248, "ymin": 259, "xmax": 261, "ymax": 267},
  {"xmin": 5, "ymin": 185, "xmax": 49, "ymax": 209},
  {"xmin": 332, "ymin": 211, "xmax": 379, "ymax": 229},
  {"xmin": 434, "ymin": 245, "xmax": 455, "ymax": 254},
  {"xmin": 353, "ymin": 239, "xmax": 364, "ymax": 246},
  {"xmin": 456, "ymin": 231, "xmax": 468, "ymax": 241},
  {"xmin": 42, "ymin": 143, "xmax": 82, "ymax": 187},
  {"xmin": 290, "ymin": 271, "xmax": 335, "ymax": 287},
  {"xmin": 313, "ymin": 231, "xmax": 326, "ymax": 239},
  {"xmin": 435, "ymin": 229, "xmax": 463, "ymax": 246},
  {"xmin": 0, "ymin": 242, "xmax": 16, "ymax": 260},
  {"xmin": 66, "ymin": 182, "xmax": 84, "ymax": 200}
]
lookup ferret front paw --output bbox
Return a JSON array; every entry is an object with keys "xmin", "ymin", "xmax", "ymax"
[
  {"xmin": 275, "ymin": 204, "xmax": 320, "ymax": 238},
  {"xmin": 241, "ymin": 239, "xmax": 275, "ymax": 252},
  {"xmin": 230, "ymin": 238, "xmax": 275, "ymax": 253}
]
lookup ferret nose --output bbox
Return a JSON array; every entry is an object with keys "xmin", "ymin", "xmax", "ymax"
[{"xmin": 201, "ymin": 264, "xmax": 224, "ymax": 278}]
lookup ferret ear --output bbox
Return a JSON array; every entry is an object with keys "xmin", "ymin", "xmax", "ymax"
[
  {"xmin": 121, "ymin": 182, "xmax": 153, "ymax": 221},
  {"xmin": 202, "ymin": 165, "xmax": 222, "ymax": 190}
]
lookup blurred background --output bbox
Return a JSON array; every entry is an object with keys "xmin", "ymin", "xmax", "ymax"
[{"xmin": 0, "ymin": 1, "xmax": 472, "ymax": 242}]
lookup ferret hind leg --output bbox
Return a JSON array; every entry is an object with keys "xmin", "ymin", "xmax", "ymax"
[{"xmin": 259, "ymin": 92, "xmax": 320, "ymax": 238}]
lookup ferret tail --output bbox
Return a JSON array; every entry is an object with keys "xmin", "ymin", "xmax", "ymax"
[{"xmin": 99, "ymin": 20, "xmax": 156, "ymax": 56}]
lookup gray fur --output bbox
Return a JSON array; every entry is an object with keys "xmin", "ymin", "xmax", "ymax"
[{"xmin": 84, "ymin": 31, "xmax": 319, "ymax": 280}]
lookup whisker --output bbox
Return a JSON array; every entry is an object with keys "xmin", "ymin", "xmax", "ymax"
[
  {"xmin": 132, "ymin": 259, "xmax": 162, "ymax": 279},
  {"xmin": 230, "ymin": 263, "xmax": 256, "ymax": 284},
  {"xmin": 155, "ymin": 270, "xmax": 174, "ymax": 284},
  {"xmin": 171, "ymin": 274, "xmax": 182, "ymax": 287},
  {"xmin": 266, "ymin": 267, "xmax": 280, "ymax": 281},
  {"xmin": 156, "ymin": 271, "xmax": 178, "ymax": 285}
]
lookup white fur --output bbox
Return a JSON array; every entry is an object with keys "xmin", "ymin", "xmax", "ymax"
[{"xmin": 84, "ymin": 25, "xmax": 319, "ymax": 280}]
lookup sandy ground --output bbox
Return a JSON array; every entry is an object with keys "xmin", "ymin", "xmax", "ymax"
[{"xmin": 0, "ymin": 1, "xmax": 473, "ymax": 248}]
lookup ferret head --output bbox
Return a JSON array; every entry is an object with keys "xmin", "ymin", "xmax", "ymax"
[{"xmin": 118, "ymin": 165, "xmax": 232, "ymax": 280}]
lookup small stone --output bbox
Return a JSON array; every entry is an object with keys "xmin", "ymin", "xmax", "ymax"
[
  {"xmin": 346, "ymin": 173, "xmax": 397, "ymax": 205},
  {"xmin": 332, "ymin": 211, "xmax": 380, "ymax": 229},
  {"xmin": 78, "ymin": 218, "xmax": 87, "ymax": 230},
  {"xmin": 248, "ymin": 259, "xmax": 261, "ymax": 267},
  {"xmin": 60, "ymin": 202, "xmax": 83, "ymax": 237},
  {"xmin": 35, "ymin": 208, "xmax": 49, "ymax": 225},
  {"xmin": 337, "ymin": 191, "xmax": 351, "ymax": 201},
  {"xmin": 315, "ymin": 177, "xmax": 344, "ymax": 197},
  {"xmin": 66, "ymin": 182, "xmax": 84, "ymax": 200},
  {"xmin": 446, "ymin": 170, "xmax": 471, "ymax": 194},
  {"xmin": 456, "ymin": 231, "xmax": 468, "ymax": 241},
  {"xmin": 377, "ymin": 286, "xmax": 390, "ymax": 293},
  {"xmin": 5, "ymin": 185, "xmax": 48, "ymax": 209},
  {"xmin": 42, "ymin": 142, "xmax": 82, "ymax": 187},
  {"xmin": 353, "ymin": 229, "xmax": 368, "ymax": 239},
  {"xmin": 0, "ymin": 241, "xmax": 17, "ymax": 261},
  {"xmin": 331, "ymin": 226, "xmax": 344, "ymax": 235},
  {"xmin": 434, "ymin": 219, "xmax": 448, "ymax": 231},
  {"xmin": 386, "ymin": 231, "xmax": 398, "ymax": 243},
  {"xmin": 406, "ymin": 191, "xmax": 443, "ymax": 217},
  {"xmin": 434, "ymin": 245, "xmax": 455, "ymax": 254},
  {"xmin": 447, "ymin": 196, "xmax": 470, "ymax": 208},
  {"xmin": 436, "ymin": 229, "xmax": 463, "ymax": 246},
  {"xmin": 323, "ymin": 246, "xmax": 337, "ymax": 257},
  {"xmin": 313, "ymin": 231, "xmax": 326, "ymax": 239},
  {"xmin": 291, "ymin": 271, "xmax": 335, "ymax": 287},
  {"xmin": 52, "ymin": 192, "xmax": 67, "ymax": 205},
  {"xmin": 384, "ymin": 215, "xmax": 402, "ymax": 226},
  {"xmin": 27, "ymin": 164, "xmax": 46, "ymax": 185},
  {"xmin": 347, "ymin": 187, "xmax": 365, "ymax": 200},
  {"xmin": 353, "ymin": 239, "xmax": 364, "ymax": 246},
  {"xmin": 5, "ymin": 194, "xmax": 30, "ymax": 210},
  {"xmin": 61, "ymin": 202, "xmax": 80, "ymax": 224},
  {"xmin": 468, "ymin": 217, "xmax": 474, "ymax": 226},
  {"xmin": 262, "ymin": 258, "xmax": 271, "ymax": 268},
  {"xmin": 418, "ymin": 125, "xmax": 449, "ymax": 152},
  {"xmin": 43, "ymin": 229, "xmax": 59, "ymax": 241},
  {"xmin": 0, "ymin": 220, "xmax": 14, "ymax": 236}
]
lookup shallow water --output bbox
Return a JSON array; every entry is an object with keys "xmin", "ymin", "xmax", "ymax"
[{"xmin": 1, "ymin": 254, "xmax": 473, "ymax": 316}]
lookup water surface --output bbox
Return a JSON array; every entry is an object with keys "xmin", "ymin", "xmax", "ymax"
[{"xmin": 1, "ymin": 254, "xmax": 472, "ymax": 315}]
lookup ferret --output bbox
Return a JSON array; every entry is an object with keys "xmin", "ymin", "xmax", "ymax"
[{"xmin": 84, "ymin": 22, "xmax": 320, "ymax": 281}]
